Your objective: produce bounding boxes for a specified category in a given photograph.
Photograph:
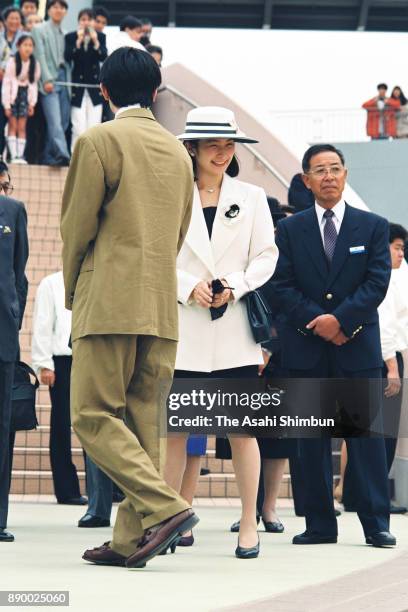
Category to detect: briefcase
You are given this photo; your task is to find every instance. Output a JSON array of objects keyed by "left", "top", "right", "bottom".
[
  {"left": 10, "top": 362, "right": 39, "bottom": 432},
  {"left": 245, "top": 289, "right": 275, "bottom": 344}
]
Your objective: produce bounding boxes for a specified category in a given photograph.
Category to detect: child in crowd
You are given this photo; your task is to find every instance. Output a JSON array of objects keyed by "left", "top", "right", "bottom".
[{"left": 2, "top": 34, "right": 40, "bottom": 163}]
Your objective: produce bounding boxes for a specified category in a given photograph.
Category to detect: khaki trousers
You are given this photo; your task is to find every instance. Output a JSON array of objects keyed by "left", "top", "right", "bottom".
[{"left": 71, "top": 334, "right": 190, "bottom": 557}]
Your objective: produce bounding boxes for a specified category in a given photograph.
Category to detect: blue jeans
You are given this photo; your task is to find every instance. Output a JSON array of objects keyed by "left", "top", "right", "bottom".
[
  {"left": 40, "top": 68, "right": 70, "bottom": 164},
  {"left": 85, "top": 455, "right": 112, "bottom": 520}
]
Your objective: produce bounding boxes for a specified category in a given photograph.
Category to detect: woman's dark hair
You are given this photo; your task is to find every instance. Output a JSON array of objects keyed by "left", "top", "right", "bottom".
[
  {"left": 391, "top": 86, "right": 408, "bottom": 106},
  {"left": 94, "top": 6, "right": 109, "bottom": 20},
  {"left": 119, "top": 15, "right": 142, "bottom": 31},
  {"left": 78, "top": 8, "right": 94, "bottom": 20},
  {"left": 100, "top": 46, "right": 161, "bottom": 108},
  {"left": 185, "top": 140, "right": 240, "bottom": 179},
  {"left": 389, "top": 222, "right": 407, "bottom": 244},
  {"left": 2, "top": 6, "right": 23, "bottom": 23},
  {"left": 140, "top": 17, "right": 152, "bottom": 26},
  {"left": 302, "top": 144, "right": 345, "bottom": 173},
  {"left": 47, "top": 0, "right": 68, "bottom": 11},
  {"left": 15, "top": 34, "right": 36, "bottom": 83}
]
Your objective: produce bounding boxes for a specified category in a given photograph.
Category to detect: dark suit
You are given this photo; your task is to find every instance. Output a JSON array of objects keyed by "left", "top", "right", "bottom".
[
  {"left": 266, "top": 203, "right": 391, "bottom": 537},
  {"left": 0, "top": 196, "right": 29, "bottom": 528},
  {"left": 64, "top": 31, "right": 107, "bottom": 108}
]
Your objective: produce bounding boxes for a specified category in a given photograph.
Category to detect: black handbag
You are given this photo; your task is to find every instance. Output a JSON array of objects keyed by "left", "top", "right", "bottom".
[
  {"left": 245, "top": 289, "right": 275, "bottom": 344},
  {"left": 11, "top": 362, "right": 39, "bottom": 432}
]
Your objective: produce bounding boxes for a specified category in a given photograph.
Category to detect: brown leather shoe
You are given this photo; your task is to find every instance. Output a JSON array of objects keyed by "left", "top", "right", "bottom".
[
  {"left": 126, "top": 509, "right": 199, "bottom": 568},
  {"left": 82, "top": 542, "right": 128, "bottom": 567}
]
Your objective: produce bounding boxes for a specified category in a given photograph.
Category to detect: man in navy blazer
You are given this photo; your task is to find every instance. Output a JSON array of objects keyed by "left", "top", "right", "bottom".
[
  {"left": 0, "top": 177, "right": 29, "bottom": 543},
  {"left": 267, "top": 144, "right": 395, "bottom": 547}
]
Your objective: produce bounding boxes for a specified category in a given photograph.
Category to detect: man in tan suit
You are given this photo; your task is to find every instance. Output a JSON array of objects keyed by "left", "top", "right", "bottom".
[{"left": 61, "top": 47, "right": 198, "bottom": 569}]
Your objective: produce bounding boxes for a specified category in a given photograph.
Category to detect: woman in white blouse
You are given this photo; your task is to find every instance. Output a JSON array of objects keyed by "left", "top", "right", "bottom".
[{"left": 164, "top": 107, "right": 278, "bottom": 559}]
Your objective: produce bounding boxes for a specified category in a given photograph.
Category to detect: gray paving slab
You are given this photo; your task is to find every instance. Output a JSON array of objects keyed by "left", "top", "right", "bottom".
[{"left": 0, "top": 502, "right": 407, "bottom": 612}]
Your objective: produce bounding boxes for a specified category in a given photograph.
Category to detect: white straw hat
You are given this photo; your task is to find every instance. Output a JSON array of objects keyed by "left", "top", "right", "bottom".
[{"left": 177, "top": 106, "right": 258, "bottom": 143}]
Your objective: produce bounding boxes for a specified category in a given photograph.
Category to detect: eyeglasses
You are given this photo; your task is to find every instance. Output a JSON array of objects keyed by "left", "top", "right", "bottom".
[
  {"left": 307, "top": 165, "right": 344, "bottom": 178},
  {"left": 0, "top": 182, "right": 14, "bottom": 195}
]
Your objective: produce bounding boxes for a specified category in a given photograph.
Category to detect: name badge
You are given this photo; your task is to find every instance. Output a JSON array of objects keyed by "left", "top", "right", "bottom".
[{"left": 349, "top": 246, "right": 365, "bottom": 254}]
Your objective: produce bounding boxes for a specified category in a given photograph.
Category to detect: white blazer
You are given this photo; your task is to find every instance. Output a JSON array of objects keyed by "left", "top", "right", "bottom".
[{"left": 176, "top": 174, "right": 278, "bottom": 372}]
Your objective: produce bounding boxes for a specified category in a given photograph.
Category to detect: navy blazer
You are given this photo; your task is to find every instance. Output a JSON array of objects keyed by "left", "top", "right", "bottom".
[
  {"left": 64, "top": 31, "right": 107, "bottom": 108},
  {"left": 265, "top": 204, "right": 391, "bottom": 371},
  {"left": 0, "top": 196, "right": 29, "bottom": 362}
]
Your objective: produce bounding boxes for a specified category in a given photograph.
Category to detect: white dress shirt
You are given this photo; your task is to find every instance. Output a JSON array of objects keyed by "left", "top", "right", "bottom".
[
  {"left": 107, "top": 31, "right": 146, "bottom": 55},
  {"left": 31, "top": 271, "right": 72, "bottom": 374},
  {"left": 378, "top": 267, "right": 408, "bottom": 361},
  {"left": 315, "top": 199, "right": 346, "bottom": 244},
  {"left": 115, "top": 103, "right": 141, "bottom": 118}
]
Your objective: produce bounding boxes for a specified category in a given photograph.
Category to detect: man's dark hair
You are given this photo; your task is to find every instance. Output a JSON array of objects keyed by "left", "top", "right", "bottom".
[
  {"left": 100, "top": 47, "right": 161, "bottom": 108},
  {"left": 120, "top": 15, "right": 142, "bottom": 31},
  {"left": 302, "top": 144, "right": 345, "bottom": 173},
  {"left": 389, "top": 222, "right": 407, "bottom": 244},
  {"left": 2, "top": 6, "right": 23, "bottom": 22},
  {"left": 21, "top": 0, "right": 40, "bottom": 8},
  {"left": 0, "top": 160, "right": 10, "bottom": 178},
  {"left": 78, "top": 8, "right": 93, "bottom": 20},
  {"left": 377, "top": 83, "right": 387, "bottom": 90},
  {"left": 94, "top": 6, "right": 109, "bottom": 20},
  {"left": 140, "top": 17, "right": 152, "bottom": 26},
  {"left": 47, "top": 0, "right": 68, "bottom": 11}
]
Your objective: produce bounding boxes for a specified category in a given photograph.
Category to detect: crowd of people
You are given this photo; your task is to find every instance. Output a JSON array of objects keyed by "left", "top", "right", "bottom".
[
  {"left": 0, "top": 1, "right": 162, "bottom": 164},
  {"left": 363, "top": 83, "right": 408, "bottom": 139},
  {"left": 0, "top": 42, "right": 406, "bottom": 570}
]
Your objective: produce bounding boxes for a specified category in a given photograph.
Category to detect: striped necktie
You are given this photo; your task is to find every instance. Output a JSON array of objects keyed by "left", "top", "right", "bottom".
[{"left": 323, "top": 209, "right": 337, "bottom": 262}]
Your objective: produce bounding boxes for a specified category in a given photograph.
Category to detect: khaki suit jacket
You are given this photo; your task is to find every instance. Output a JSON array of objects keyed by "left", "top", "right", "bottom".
[{"left": 61, "top": 108, "right": 194, "bottom": 342}]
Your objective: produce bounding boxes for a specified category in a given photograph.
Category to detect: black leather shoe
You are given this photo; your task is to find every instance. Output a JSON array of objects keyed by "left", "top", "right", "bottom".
[
  {"left": 293, "top": 531, "right": 337, "bottom": 545},
  {"left": 58, "top": 496, "right": 88, "bottom": 506},
  {"left": 366, "top": 531, "right": 396, "bottom": 547},
  {"left": 235, "top": 536, "right": 260, "bottom": 559},
  {"left": 262, "top": 518, "right": 284, "bottom": 533},
  {"left": 78, "top": 514, "right": 110, "bottom": 528},
  {"left": 230, "top": 515, "right": 260, "bottom": 533},
  {"left": 0, "top": 528, "right": 14, "bottom": 542},
  {"left": 390, "top": 504, "right": 407, "bottom": 514}
]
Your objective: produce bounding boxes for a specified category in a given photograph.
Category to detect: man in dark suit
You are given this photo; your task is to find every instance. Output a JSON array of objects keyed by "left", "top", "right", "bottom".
[
  {"left": 0, "top": 168, "right": 29, "bottom": 542},
  {"left": 267, "top": 144, "right": 395, "bottom": 547},
  {"left": 64, "top": 8, "right": 108, "bottom": 149}
]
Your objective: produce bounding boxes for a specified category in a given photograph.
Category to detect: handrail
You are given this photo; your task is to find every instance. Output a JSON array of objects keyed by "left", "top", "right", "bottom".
[{"left": 161, "top": 83, "right": 290, "bottom": 189}]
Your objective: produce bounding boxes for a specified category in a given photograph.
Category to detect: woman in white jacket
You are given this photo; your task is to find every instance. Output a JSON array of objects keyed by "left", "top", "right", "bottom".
[{"left": 164, "top": 107, "right": 278, "bottom": 559}]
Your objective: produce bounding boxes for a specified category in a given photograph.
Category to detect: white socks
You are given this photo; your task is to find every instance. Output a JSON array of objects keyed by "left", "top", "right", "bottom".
[
  {"left": 7, "top": 136, "right": 27, "bottom": 162},
  {"left": 7, "top": 136, "right": 17, "bottom": 159},
  {"left": 17, "top": 138, "right": 26, "bottom": 159}
]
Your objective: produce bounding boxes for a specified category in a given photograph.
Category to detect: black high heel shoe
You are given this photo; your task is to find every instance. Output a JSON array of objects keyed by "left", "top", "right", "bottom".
[
  {"left": 262, "top": 517, "right": 284, "bottom": 533},
  {"left": 158, "top": 539, "right": 178, "bottom": 555},
  {"left": 177, "top": 532, "right": 194, "bottom": 547},
  {"left": 230, "top": 515, "right": 260, "bottom": 533},
  {"left": 235, "top": 536, "right": 260, "bottom": 559}
]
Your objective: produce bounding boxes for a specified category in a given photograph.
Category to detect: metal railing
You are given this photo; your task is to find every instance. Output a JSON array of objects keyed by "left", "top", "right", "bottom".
[{"left": 267, "top": 108, "right": 370, "bottom": 144}]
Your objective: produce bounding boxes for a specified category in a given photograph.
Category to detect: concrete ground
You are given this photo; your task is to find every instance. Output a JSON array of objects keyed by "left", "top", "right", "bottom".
[{"left": 1, "top": 497, "right": 407, "bottom": 612}]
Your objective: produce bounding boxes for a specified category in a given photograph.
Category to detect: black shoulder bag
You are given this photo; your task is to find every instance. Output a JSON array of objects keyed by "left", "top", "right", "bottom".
[{"left": 11, "top": 362, "right": 39, "bottom": 432}]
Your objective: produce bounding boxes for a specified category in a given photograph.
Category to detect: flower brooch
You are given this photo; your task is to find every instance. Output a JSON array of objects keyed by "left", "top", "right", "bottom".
[
  {"left": 219, "top": 199, "right": 244, "bottom": 226},
  {"left": 225, "top": 204, "right": 240, "bottom": 219}
]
